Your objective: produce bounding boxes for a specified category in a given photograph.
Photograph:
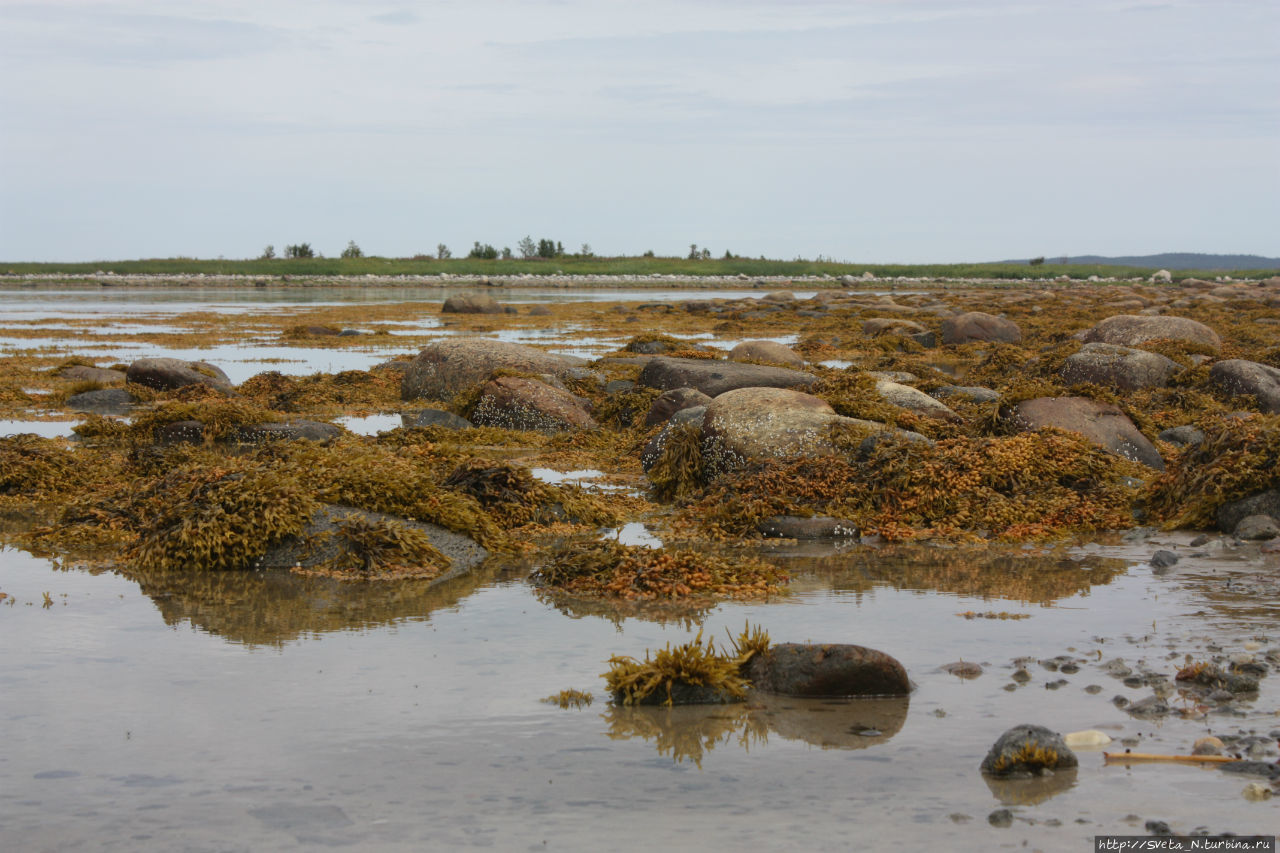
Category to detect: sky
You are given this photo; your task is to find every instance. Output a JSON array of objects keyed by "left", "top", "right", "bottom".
[{"left": 1, "top": 0, "right": 1277, "bottom": 263}]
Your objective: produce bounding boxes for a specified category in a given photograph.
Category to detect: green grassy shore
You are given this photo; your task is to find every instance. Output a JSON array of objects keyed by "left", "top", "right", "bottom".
[{"left": 4, "top": 256, "right": 1277, "bottom": 281}]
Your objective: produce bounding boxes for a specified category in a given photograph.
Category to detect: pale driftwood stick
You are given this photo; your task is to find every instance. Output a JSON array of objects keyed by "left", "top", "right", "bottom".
[{"left": 1103, "top": 751, "right": 1240, "bottom": 765}]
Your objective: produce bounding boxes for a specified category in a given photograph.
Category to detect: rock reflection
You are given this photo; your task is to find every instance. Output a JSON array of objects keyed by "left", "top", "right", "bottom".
[
  {"left": 603, "top": 693, "right": 909, "bottom": 766},
  {"left": 777, "top": 543, "right": 1128, "bottom": 605},
  {"left": 983, "top": 768, "right": 1079, "bottom": 805},
  {"left": 114, "top": 562, "right": 505, "bottom": 647}
]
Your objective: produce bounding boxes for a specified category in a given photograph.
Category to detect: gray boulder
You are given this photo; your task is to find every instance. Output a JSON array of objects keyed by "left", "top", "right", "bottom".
[
  {"left": 875, "top": 379, "right": 960, "bottom": 422},
  {"left": 644, "top": 387, "right": 713, "bottom": 427},
  {"left": 1077, "top": 315, "right": 1221, "bottom": 351},
  {"left": 233, "top": 421, "right": 343, "bottom": 444},
  {"left": 1209, "top": 359, "right": 1280, "bottom": 413},
  {"left": 1158, "top": 425, "right": 1205, "bottom": 448},
  {"left": 406, "top": 409, "right": 474, "bottom": 430},
  {"left": 1234, "top": 514, "right": 1280, "bottom": 541},
  {"left": 126, "top": 357, "right": 233, "bottom": 392},
  {"left": 1059, "top": 343, "right": 1180, "bottom": 392},
  {"left": 728, "top": 340, "right": 805, "bottom": 368},
  {"left": 66, "top": 388, "right": 135, "bottom": 415},
  {"left": 941, "top": 312, "right": 1022, "bottom": 345},
  {"left": 470, "top": 376, "right": 596, "bottom": 432},
  {"left": 153, "top": 420, "right": 204, "bottom": 445},
  {"left": 637, "top": 356, "right": 817, "bottom": 397},
  {"left": 980, "top": 725, "right": 1078, "bottom": 777},
  {"left": 934, "top": 385, "right": 1000, "bottom": 404},
  {"left": 759, "top": 516, "right": 859, "bottom": 539},
  {"left": 743, "top": 643, "right": 911, "bottom": 697},
  {"left": 1008, "top": 397, "right": 1164, "bottom": 470},
  {"left": 441, "top": 293, "right": 503, "bottom": 314},
  {"left": 400, "top": 338, "right": 584, "bottom": 401}
]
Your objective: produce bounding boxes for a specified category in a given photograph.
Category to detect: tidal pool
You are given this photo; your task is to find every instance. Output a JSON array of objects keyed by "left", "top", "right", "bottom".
[{"left": 2, "top": 534, "right": 1277, "bottom": 851}]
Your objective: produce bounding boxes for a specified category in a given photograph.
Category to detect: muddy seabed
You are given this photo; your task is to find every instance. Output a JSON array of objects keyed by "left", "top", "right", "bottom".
[{"left": 1, "top": 281, "right": 1278, "bottom": 851}]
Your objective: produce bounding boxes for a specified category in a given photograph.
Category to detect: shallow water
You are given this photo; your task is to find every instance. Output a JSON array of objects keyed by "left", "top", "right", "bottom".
[{"left": 2, "top": 535, "right": 1277, "bottom": 851}]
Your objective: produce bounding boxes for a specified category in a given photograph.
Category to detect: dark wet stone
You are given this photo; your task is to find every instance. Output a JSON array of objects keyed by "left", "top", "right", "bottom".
[
  {"left": 1159, "top": 425, "right": 1205, "bottom": 448},
  {"left": 1102, "top": 659, "right": 1132, "bottom": 678},
  {"left": 257, "top": 504, "right": 487, "bottom": 578},
  {"left": 942, "top": 661, "right": 983, "bottom": 679},
  {"left": 1084, "top": 684, "right": 1103, "bottom": 694},
  {"left": 1234, "top": 514, "right": 1280, "bottom": 541},
  {"left": 407, "top": 409, "right": 473, "bottom": 430},
  {"left": 126, "top": 357, "right": 232, "bottom": 392},
  {"left": 1217, "top": 490, "right": 1280, "bottom": 535},
  {"left": 980, "top": 724, "right": 1077, "bottom": 776},
  {"left": 153, "top": 420, "right": 204, "bottom": 445},
  {"left": 614, "top": 682, "right": 743, "bottom": 706},
  {"left": 643, "top": 386, "right": 713, "bottom": 427},
  {"left": 1059, "top": 663, "right": 1079, "bottom": 674},
  {"left": 744, "top": 643, "right": 910, "bottom": 697},
  {"left": 1045, "top": 679, "right": 1067, "bottom": 690},
  {"left": 1150, "top": 550, "right": 1180, "bottom": 569},
  {"left": 67, "top": 387, "right": 135, "bottom": 414},
  {"left": 758, "top": 516, "right": 859, "bottom": 539},
  {"left": 1222, "top": 761, "right": 1280, "bottom": 780},
  {"left": 988, "top": 809, "right": 1013, "bottom": 828},
  {"left": 1012, "top": 668, "right": 1031, "bottom": 683},
  {"left": 1189, "top": 533, "right": 1212, "bottom": 547},
  {"left": 637, "top": 356, "right": 817, "bottom": 397},
  {"left": 1125, "top": 696, "right": 1170, "bottom": 719},
  {"left": 1145, "top": 820, "right": 1173, "bottom": 836},
  {"left": 604, "top": 379, "right": 635, "bottom": 394},
  {"left": 233, "top": 421, "right": 342, "bottom": 444}
]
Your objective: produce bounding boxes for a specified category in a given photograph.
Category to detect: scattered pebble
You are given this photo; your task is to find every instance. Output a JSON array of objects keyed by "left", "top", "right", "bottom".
[
  {"left": 988, "top": 809, "right": 1013, "bottom": 828},
  {"left": 1192, "top": 736, "right": 1224, "bottom": 756},
  {"left": 1242, "top": 782, "right": 1272, "bottom": 801}
]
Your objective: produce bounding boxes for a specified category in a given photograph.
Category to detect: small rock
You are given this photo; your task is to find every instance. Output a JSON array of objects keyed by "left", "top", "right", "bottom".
[
  {"left": 1145, "top": 819, "right": 1173, "bottom": 836},
  {"left": 1242, "top": 782, "right": 1273, "bottom": 801},
  {"left": 1150, "top": 550, "right": 1180, "bottom": 569},
  {"left": 980, "top": 724, "right": 1078, "bottom": 776},
  {"left": 942, "top": 661, "right": 983, "bottom": 679},
  {"left": 744, "top": 643, "right": 910, "bottom": 697},
  {"left": 1192, "top": 736, "right": 1224, "bottom": 756},
  {"left": 1063, "top": 730, "right": 1111, "bottom": 748},
  {"left": 988, "top": 809, "right": 1013, "bottom": 828},
  {"left": 1125, "top": 696, "right": 1170, "bottom": 719},
  {"left": 407, "top": 409, "right": 474, "bottom": 430},
  {"left": 1234, "top": 514, "right": 1280, "bottom": 541}
]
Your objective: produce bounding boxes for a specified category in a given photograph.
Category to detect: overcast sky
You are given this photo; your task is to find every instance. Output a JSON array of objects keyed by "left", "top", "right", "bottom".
[{"left": 1, "top": 0, "right": 1276, "bottom": 262}]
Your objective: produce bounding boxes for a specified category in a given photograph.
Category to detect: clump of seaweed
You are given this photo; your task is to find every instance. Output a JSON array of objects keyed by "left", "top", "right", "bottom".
[
  {"left": 0, "top": 434, "right": 120, "bottom": 501},
  {"left": 604, "top": 630, "right": 752, "bottom": 706},
  {"left": 541, "top": 689, "right": 594, "bottom": 709},
  {"left": 127, "top": 398, "right": 286, "bottom": 443},
  {"left": 534, "top": 540, "right": 787, "bottom": 601},
  {"left": 1144, "top": 413, "right": 1280, "bottom": 529},
  {"left": 646, "top": 421, "right": 705, "bottom": 501},
  {"left": 442, "top": 458, "right": 619, "bottom": 530},
  {"left": 130, "top": 459, "right": 318, "bottom": 571}
]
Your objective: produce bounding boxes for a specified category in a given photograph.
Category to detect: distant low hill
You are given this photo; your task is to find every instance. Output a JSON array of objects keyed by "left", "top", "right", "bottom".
[{"left": 1002, "top": 253, "right": 1280, "bottom": 270}]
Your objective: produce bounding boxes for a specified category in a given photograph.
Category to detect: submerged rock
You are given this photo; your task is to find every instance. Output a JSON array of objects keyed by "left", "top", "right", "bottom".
[
  {"left": 743, "top": 643, "right": 910, "bottom": 697},
  {"left": 980, "top": 724, "right": 1078, "bottom": 776}
]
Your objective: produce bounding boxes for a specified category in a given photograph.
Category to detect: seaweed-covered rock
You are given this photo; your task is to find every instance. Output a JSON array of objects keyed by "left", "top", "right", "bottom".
[
  {"left": 233, "top": 420, "right": 343, "bottom": 444},
  {"left": 1209, "top": 359, "right": 1280, "bottom": 413},
  {"left": 701, "top": 387, "right": 882, "bottom": 470},
  {"left": 941, "top": 312, "right": 1022, "bottom": 345},
  {"left": 758, "top": 516, "right": 859, "bottom": 539},
  {"left": 875, "top": 379, "right": 960, "bottom": 422},
  {"left": 400, "top": 338, "right": 584, "bottom": 401},
  {"left": 442, "top": 294, "right": 503, "bottom": 314},
  {"left": 1158, "top": 425, "right": 1205, "bottom": 448},
  {"left": 1077, "top": 315, "right": 1221, "bottom": 351},
  {"left": 1059, "top": 343, "right": 1180, "bottom": 392},
  {"left": 257, "top": 504, "right": 487, "bottom": 579},
  {"left": 637, "top": 356, "right": 817, "bottom": 397},
  {"left": 126, "top": 357, "right": 233, "bottom": 392},
  {"left": 728, "top": 340, "right": 805, "bottom": 368},
  {"left": 644, "top": 386, "right": 713, "bottom": 427},
  {"left": 1008, "top": 397, "right": 1165, "bottom": 470},
  {"left": 980, "top": 725, "right": 1077, "bottom": 776},
  {"left": 744, "top": 643, "right": 910, "bottom": 697},
  {"left": 862, "top": 318, "right": 927, "bottom": 337},
  {"left": 153, "top": 420, "right": 205, "bottom": 445},
  {"left": 66, "top": 388, "right": 136, "bottom": 415},
  {"left": 1216, "top": 490, "right": 1280, "bottom": 534},
  {"left": 470, "top": 376, "right": 596, "bottom": 432}
]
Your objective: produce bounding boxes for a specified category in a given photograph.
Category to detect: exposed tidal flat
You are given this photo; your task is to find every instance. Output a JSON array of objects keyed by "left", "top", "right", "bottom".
[{"left": 2, "top": 276, "right": 1279, "bottom": 850}]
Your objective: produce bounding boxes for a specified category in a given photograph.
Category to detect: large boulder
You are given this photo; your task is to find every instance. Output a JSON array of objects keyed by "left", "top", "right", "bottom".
[
  {"left": 400, "top": 338, "right": 584, "bottom": 401},
  {"left": 1216, "top": 490, "right": 1280, "bottom": 535},
  {"left": 1077, "top": 315, "right": 1221, "bottom": 351},
  {"left": 744, "top": 643, "right": 911, "bottom": 696},
  {"left": 1209, "top": 359, "right": 1280, "bottom": 413},
  {"left": 940, "top": 312, "right": 1022, "bottom": 345},
  {"left": 1008, "top": 396, "right": 1165, "bottom": 470},
  {"left": 126, "top": 357, "right": 233, "bottom": 392},
  {"left": 637, "top": 356, "right": 817, "bottom": 397},
  {"left": 470, "top": 376, "right": 596, "bottom": 432},
  {"left": 728, "top": 340, "right": 805, "bottom": 368},
  {"left": 1059, "top": 342, "right": 1181, "bottom": 392},
  {"left": 701, "top": 387, "right": 882, "bottom": 470},
  {"left": 644, "top": 387, "right": 713, "bottom": 427},
  {"left": 256, "top": 504, "right": 487, "bottom": 579},
  {"left": 441, "top": 294, "right": 503, "bottom": 314},
  {"left": 980, "top": 725, "right": 1078, "bottom": 776}
]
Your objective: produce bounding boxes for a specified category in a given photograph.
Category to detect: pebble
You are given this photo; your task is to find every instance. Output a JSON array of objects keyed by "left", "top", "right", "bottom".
[
  {"left": 1192, "top": 736, "right": 1224, "bottom": 756},
  {"left": 1145, "top": 819, "right": 1173, "bottom": 836},
  {"left": 1063, "top": 729, "right": 1112, "bottom": 748},
  {"left": 988, "top": 809, "right": 1013, "bottom": 828},
  {"left": 1012, "top": 668, "right": 1031, "bottom": 683},
  {"left": 1242, "top": 782, "right": 1272, "bottom": 801},
  {"left": 1084, "top": 684, "right": 1103, "bottom": 694}
]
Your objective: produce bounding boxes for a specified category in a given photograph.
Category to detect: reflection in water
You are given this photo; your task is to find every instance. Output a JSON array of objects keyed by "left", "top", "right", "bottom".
[
  {"left": 778, "top": 543, "right": 1128, "bottom": 605},
  {"left": 983, "top": 767, "right": 1079, "bottom": 806},
  {"left": 604, "top": 693, "right": 909, "bottom": 765},
  {"left": 115, "top": 561, "right": 507, "bottom": 647}
]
